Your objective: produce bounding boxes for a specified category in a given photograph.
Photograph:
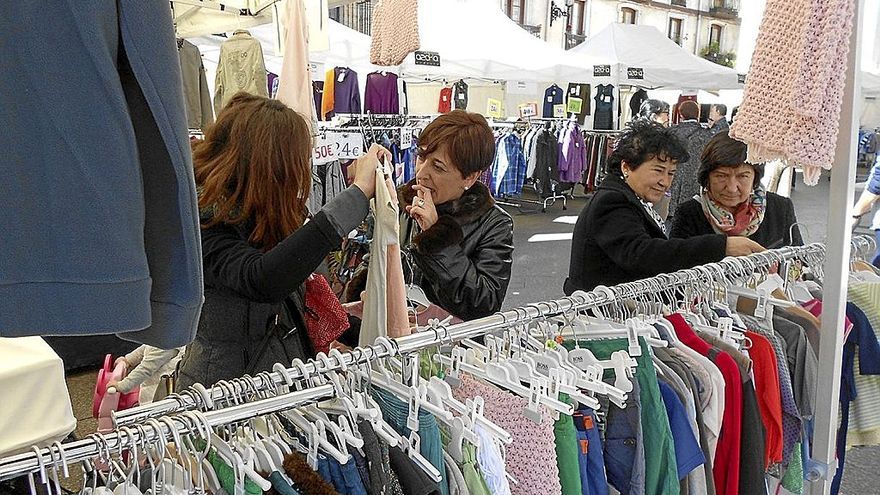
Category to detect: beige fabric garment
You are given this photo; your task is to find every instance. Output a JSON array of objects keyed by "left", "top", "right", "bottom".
[
  {"left": 276, "top": 0, "right": 315, "bottom": 126},
  {"left": 359, "top": 162, "right": 410, "bottom": 347},
  {"left": 213, "top": 30, "right": 268, "bottom": 115}
]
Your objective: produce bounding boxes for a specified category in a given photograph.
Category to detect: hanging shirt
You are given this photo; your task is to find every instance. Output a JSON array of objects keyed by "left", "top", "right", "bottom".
[
  {"left": 543, "top": 84, "right": 564, "bottom": 117},
  {"left": 213, "top": 29, "right": 268, "bottom": 115},
  {"left": 364, "top": 71, "right": 401, "bottom": 114},
  {"left": 276, "top": 0, "right": 313, "bottom": 122},
  {"left": 667, "top": 314, "right": 742, "bottom": 495},
  {"left": 593, "top": 84, "right": 616, "bottom": 130},
  {"left": 333, "top": 67, "right": 362, "bottom": 114},
  {"left": 321, "top": 68, "right": 336, "bottom": 120},
  {"left": 313, "top": 81, "right": 324, "bottom": 120},
  {"left": 566, "top": 83, "right": 591, "bottom": 124},
  {"left": 558, "top": 123, "right": 587, "bottom": 183},
  {"left": 745, "top": 330, "right": 784, "bottom": 468},
  {"left": 452, "top": 80, "right": 468, "bottom": 110},
  {"left": 177, "top": 39, "right": 214, "bottom": 129},
  {"left": 438, "top": 87, "right": 453, "bottom": 113},
  {"left": 492, "top": 133, "right": 526, "bottom": 197},
  {"left": 658, "top": 381, "right": 706, "bottom": 480}
]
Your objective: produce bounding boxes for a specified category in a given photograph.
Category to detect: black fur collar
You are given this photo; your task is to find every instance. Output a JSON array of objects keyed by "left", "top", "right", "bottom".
[{"left": 397, "top": 179, "right": 495, "bottom": 225}]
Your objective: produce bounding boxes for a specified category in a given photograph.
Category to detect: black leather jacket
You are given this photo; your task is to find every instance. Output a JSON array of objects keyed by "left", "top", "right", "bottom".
[{"left": 399, "top": 180, "right": 514, "bottom": 321}]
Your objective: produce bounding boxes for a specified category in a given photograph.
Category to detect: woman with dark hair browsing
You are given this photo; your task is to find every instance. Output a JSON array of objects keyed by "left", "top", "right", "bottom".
[
  {"left": 177, "top": 93, "right": 390, "bottom": 389},
  {"left": 564, "top": 121, "right": 764, "bottom": 293},
  {"left": 671, "top": 131, "right": 803, "bottom": 248}
]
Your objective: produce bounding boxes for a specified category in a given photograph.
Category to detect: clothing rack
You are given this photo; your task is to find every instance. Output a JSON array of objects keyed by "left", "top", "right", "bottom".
[{"left": 0, "top": 241, "right": 842, "bottom": 481}]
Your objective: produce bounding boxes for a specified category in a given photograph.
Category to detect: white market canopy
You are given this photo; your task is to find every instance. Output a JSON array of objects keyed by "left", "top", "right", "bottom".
[{"left": 568, "top": 23, "right": 743, "bottom": 91}]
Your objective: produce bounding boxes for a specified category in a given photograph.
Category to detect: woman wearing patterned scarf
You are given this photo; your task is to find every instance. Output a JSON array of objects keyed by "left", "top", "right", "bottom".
[
  {"left": 671, "top": 131, "right": 804, "bottom": 248},
  {"left": 564, "top": 121, "right": 764, "bottom": 294}
]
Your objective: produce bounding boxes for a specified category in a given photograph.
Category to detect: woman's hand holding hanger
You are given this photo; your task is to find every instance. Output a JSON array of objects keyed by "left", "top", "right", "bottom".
[{"left": 350, "top": 144, "right": 393, "bottom": 200}]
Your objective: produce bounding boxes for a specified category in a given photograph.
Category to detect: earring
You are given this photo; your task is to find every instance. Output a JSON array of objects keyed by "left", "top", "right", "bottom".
[{"left": 463, "top": 185, "right": 469, "bottom": 190}]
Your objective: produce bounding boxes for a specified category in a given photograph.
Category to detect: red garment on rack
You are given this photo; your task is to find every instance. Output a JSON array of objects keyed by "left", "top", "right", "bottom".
[
  {"left": 438, "top": 87, "right": 452, "bottom": 113},
  {"left": 667, "top": 313, "right": 742, "bottom": 495},
  {"left": 745, "top": 330, "right": 784, "bottom": 468}
]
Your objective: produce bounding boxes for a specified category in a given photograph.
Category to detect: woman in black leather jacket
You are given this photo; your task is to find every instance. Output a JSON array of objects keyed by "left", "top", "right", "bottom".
[{"left": 398, "top": 111, "right": 514, "bottom": 321}]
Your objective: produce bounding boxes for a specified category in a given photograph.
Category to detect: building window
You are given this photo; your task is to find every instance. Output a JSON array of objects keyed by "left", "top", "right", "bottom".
[
  {"left": 505, "top": 0, "right": 526, "bottom": 24},
  {"left": 668, "top": 17, "right": 683, "bottom": 45},
  {"left": 709, "top": 24, "right": 723, "bottom": 47},
  {"left": 671, "top": 0, "right": 686, "bottom": 5},
  {"left": 621, "top": 7, "right": 637, "bottom": 24},
  {"left": 569, "top": 0, "right": 586, "bottom": 35}
]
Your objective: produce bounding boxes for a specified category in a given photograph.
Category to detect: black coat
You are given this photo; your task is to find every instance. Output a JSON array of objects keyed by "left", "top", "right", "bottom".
[
  {"left": 669, "top": 193, "right": 803, "bottom": 248},
  {"left": 399, "top": 181, "right": 514, "bottom": 321},
  {"left": 177, "top": 206, "right": 357, "bottom": 390},
  {"left": 564, "top": 174, "right": 727, "bottom": 294}
]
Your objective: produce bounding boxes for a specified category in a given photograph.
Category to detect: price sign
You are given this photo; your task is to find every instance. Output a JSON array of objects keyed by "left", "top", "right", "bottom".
[
  {"left": 400, "top": 127, "right": 413, "bottom": 149},
  {"left": 518, "top": 103, "right": 538, "bottom": 118},
  {"left": 328, "top": 131, "right": 364, "bottom": 159},
  {"left": 312, "top": 133, "right": 336, "bottom": 165},
  {"left": 567, "top": 97, "right": 583, "bottom": 115},
  {"left": 553, "top": 104, "right": 566, "bottom": 118},
  {"left": 486, "top": 98, "right": 503, "bottom": 118}
]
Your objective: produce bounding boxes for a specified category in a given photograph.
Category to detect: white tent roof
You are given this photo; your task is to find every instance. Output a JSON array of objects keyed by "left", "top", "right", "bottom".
[
  {"left": 568, "top": 23, "right": 743, "bottom": 91},
  {"left": 395, "top": 0, "right": 589, "bottom": 83},
  {"left": 862, "top": 71, "right": 880, "bottom": 96}
]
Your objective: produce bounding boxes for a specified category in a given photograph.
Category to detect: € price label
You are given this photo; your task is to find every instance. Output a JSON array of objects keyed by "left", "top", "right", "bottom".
[
  {"left": 567, "top": 97, "right": 583, "bottom": 115},
  {"left": 400, "top": 127, "right": 413, "bottom": 149},
  {"left": 487, "top": 98, "right": 503, "bottom": 118},
  {"left": 312, "top": 133, "right": 336, "bottom": 165},
  {"left": 518, "top": 103, "right": 537, "bottom": 118},
  {"left": 328, "top": 131, "right": 364, "bottom": 159},
  {"left": 553, "top": 104, "right": 566, "bottom": 118}
]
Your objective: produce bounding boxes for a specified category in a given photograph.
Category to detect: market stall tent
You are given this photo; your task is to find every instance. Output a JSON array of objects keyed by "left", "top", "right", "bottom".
[{"left": 568, "top": 23, "right": 743, "bottom": 91}]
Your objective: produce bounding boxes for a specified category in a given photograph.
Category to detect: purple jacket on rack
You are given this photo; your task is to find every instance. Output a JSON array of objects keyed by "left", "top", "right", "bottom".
[
  {"left": 364, "top": 71, "right": 400, "bottom": 114},
  {"left": 558, "top": 123, "right": 587, "bottom": 183}
]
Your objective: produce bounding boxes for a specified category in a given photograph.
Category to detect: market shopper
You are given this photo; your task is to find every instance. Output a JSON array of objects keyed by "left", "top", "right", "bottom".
[
  {"left": 708, "top": 103, "right": 730, "bottom": 135},
  {"left": 670, "top": 131, "right": 804, "bottom": 248},
  {"left": 668, "top": 101, "right": 714, "bottom": 219},
  {"left": 637, "top": 99, "right": 671, "bottom": 126},
  {"left": 564, "top": 120, "right": 764, "bottom": 293},
  {"left": 397, "top": 111, "right": 515, "bottom": 320},
  {"left": 850, "top": 154, "right": 880, "bottom": 265},
  {"left": 177, "top": 93, "right": 389, "bottom": 389}
]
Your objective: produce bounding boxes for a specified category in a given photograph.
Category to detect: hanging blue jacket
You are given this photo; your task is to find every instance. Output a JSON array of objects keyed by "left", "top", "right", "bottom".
[{"left": 0, "top": 1, "right": 204, "bottom": 347}]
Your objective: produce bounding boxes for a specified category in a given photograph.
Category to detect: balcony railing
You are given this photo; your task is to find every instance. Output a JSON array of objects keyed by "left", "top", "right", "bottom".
[
  {"left": 520, "top": 23, "right": 542, "bottom": 38},
  {"left": 566, "top": 32, "right": 587, "bottom": 50},
  {"left": 709, "top": 0, "right": 740, "bottom": 19}
]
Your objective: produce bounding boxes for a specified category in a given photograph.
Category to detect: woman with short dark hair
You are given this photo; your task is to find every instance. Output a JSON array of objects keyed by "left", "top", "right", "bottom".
[
  {"left": 670, "top": 131, "right": 804, "bottom": 248},
  {"left": 564, "top": 121, "right": 763, "bottom": 293}
]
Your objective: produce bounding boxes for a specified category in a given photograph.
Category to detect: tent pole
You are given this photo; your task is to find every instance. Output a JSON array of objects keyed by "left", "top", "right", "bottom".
[{"left": 806, "top": 0, "right": 863, "bottom": 493}]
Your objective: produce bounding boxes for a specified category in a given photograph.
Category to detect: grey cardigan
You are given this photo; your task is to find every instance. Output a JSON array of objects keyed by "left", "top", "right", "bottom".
[{"left": 0, "top": 1, "right": 203, "bottom": 347}]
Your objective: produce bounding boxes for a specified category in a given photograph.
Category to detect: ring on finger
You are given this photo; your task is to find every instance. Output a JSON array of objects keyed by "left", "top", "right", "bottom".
[{"left": 417, "top": 199, "right": 426, "bottom": 207}]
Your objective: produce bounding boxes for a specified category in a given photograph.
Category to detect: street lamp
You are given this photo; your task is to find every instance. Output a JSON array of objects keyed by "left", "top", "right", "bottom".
[{"left": 549, "top": 0, "right": 574, "bottom": 27}]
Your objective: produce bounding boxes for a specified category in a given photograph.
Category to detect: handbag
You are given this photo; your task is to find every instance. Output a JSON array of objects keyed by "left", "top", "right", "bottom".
[{"left": 303, "top": 273, "right": 351, "bottom": 354}]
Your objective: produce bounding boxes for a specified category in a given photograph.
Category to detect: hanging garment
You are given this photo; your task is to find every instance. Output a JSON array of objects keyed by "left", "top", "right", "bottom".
[
  {"left": 667, "top": 314, "right": 742, "bottom": 495},
  {"left": 438, "top": 87, "right": 453, "bottom": 113},
  {"left": 657, "top": 381, "right": 706, "bottom": 481},
  {"left": 593, "top": 84, "right": 615, "bottom": 130},
  {"left": 573, "top": 408, "right": 610, "bottom": 495},
  {"left": 452, "top": 372, "right": 562, "bottom": 495},
  {"left": 492, "top": 133, "right": 527, "bottom": 197},
  {"left": 214, "top": 29, "right": 269, "bottom": 115},
  {"left": 566, "top": 83, "right": 591, "bottom": 124},
  {"left": 313, "top": 81, "right": 324, "bottom": 120},
  {"left": 543, "top": 84, "right": 565, "bottom": 117},
  {"left": 558, "top": 123, "right": 587, "bottom": 183},
  {"left": 728, "top": 0, "right": 856, "bottom": 184},
  {"left": 267, "top": 71, "right": 280, "bottom": 98},
  {"left": 629, "top": 88, "right": 648, "bottom": 121},
  {"left": 532, "top": 130, "right": 560, "bottom": 197},
  {"left": 177, "top": 39, "right": 213, "bottom": 129},
  {"left": 370, "top": 0, "right": 420, "bottom": 65},
  {"left": 565, "top": 338, "right": 680, "bottom": 495},
  {"left": 276, "top": 0, "right": 314, "bottom": 124},
  {"left": 0, "top": 1, "right": 203, "bottom": 345},
  {"left": 360, "top": 168, "right": 409, "bottom": 346},
  {"left": 745, "top": 331, "right": 785, "bottom": 468},
  {"left": 332, "top": 67, "right": 362, "bottom": 114},
  {"left": 364, "top": 72, "right": 401, "bottom": 114},
  {"left": 452, "top": 80, "right": 469, "bottom": 110},
  {"left": 843, "top": 282, "right": 880, "bottom": 445},
  {"left": 555, "top": 394, "right": 584, "bottom": 495},
  {"left": 322, "top": 68, "right": 336, "bottom": 119}
]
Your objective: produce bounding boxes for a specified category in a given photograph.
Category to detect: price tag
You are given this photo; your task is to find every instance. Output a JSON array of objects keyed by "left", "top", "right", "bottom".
[
  {"left": 328, "top": 131, "right": 364, "bottom": 159},
  {"left": 312, "top": 133, "right": 336, "bottom": 165},
  {"left": 567, "top": 97, "right": 583, "bottom": 115},
  {"left": 518, "top": 103, "right": 537, "bottom": 118},
  {"left": 553, "top": 104, "right": 566, "bottom": 118},
  {"left": 486, "top": 98, "right": 503, "bottom": 118},
  {"left": 400, "top": 127, "right": 413, "bottom": 149},
  {"left": 754, "top": 288, "right": 769, "bottom": 319}
]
